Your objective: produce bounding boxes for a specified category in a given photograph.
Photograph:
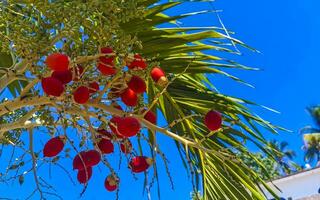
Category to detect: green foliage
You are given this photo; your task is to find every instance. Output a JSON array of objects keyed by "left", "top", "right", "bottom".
[
  {"left": 308, "top": 106, "right": 320, "bottom": 127},
  {"left": 0, "top": 1, "right": 286, "bottom": 199},
  {"left": 301, "top": 106, "right": 320, "bottom": 165},
  {"left": 0, "top": 52, "right": 12, "bottom": 67},
  {"left": 303, "top": 133, "right": 320, "bottom": 164},
  {"left": 126, "top": 2, "right": 282, "bottom": 199},
  {"left": 0, "top": 99, "right": 26, "bottom": 144},
  {"left": 238, "top": 140, "right": 300, "bottom": 182},
  {"left": 238, "top": 152, "right": 280, "bottom": 181},
  {"left": 267, "top": 140, "right": 300, "bottom": 175}
]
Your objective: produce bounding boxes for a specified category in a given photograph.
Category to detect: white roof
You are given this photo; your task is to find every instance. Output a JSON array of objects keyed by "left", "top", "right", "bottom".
[{"left": 269, "top": 166, "right": 320, "bottom": 184}]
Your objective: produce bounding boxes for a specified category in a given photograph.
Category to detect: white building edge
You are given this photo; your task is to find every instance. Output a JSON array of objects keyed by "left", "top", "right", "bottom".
[{"left": 262, "top": 166, "right": 320, "bottom": 200}]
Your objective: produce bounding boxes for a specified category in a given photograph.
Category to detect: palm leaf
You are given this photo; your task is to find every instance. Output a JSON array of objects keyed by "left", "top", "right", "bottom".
[
  {"left": 0, "top": 39, "right": 29, "bottom": 97},
  {"left": 120, "top": 2, "right": 281, "bottom": 199}
]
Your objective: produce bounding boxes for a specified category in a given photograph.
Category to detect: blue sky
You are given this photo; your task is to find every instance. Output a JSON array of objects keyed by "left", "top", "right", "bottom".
[
  {"left": 1, "top": 1, "right": 320, "bottom": 199},
  {"left": 211, "top": 0, "right": 320, "bottom": 164}
]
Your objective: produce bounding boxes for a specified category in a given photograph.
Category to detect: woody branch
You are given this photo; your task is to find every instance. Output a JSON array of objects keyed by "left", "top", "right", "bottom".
[{"left": 0, "top": 93, "right": 212, "bottom": 154}]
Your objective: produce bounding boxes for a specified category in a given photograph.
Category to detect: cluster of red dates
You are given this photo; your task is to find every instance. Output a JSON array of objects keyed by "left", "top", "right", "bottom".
[{"left": 40, "top": 47, "right": 222, "bottom": 192}]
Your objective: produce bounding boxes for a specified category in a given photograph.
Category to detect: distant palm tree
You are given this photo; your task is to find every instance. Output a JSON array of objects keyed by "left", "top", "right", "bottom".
[
  {"left": 301, "top": 106, "right": 320, "bottom": 166},
  {"left": 267, "top": 140, "right": 299, "bottom": 174},
  {"left": 303, "top": 133, "right": 320, "bottom": 166},
  {"left": 238, "top": 152, "right": 280, "bottom": 181},
  {"left": 237, "top": 140, "right": 298, "bottom": 181}
]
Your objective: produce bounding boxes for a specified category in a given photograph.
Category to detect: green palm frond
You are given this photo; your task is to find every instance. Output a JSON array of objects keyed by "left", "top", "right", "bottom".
[
  {"left": 307, "top": 106, "right": 320, "bottom": 127},
  {"left": 121, "top": 2, "right": 281, "bottom": 199},
  {"left": 302, "top": 106, "right": 320, "bottom": 164},
  {"left": 303, "top": 133, "right": 320, "bottom": 163}
]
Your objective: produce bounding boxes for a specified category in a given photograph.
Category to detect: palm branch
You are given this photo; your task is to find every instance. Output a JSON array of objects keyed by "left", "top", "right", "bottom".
[{"left": 122, "top": 2, "right": 281, "bottom": 199}]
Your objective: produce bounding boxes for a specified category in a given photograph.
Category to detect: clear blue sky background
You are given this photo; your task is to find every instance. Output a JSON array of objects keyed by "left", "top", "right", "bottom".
[{"left": 1, "top": 1, "right": 320, "bottom": 199}]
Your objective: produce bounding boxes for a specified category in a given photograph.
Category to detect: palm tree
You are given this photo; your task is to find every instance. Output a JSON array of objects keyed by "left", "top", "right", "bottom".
[
  {"left": 303, "top": 133, "right": 320, "bottom": 166},
  {"left": 0, "top": 1, "right": 283, "bottom": 199},
  {"left": 301, "top": 106, "right": 320, "bottom": 166},
  {"left": 237, "top": 141, "right": 299, "bottom": 182},
  {"left": 238, "top": 152, "right": 281, "bottom": 181},
  {"left": 267, "top": 140, "right": 300, "bottom": 175}
]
